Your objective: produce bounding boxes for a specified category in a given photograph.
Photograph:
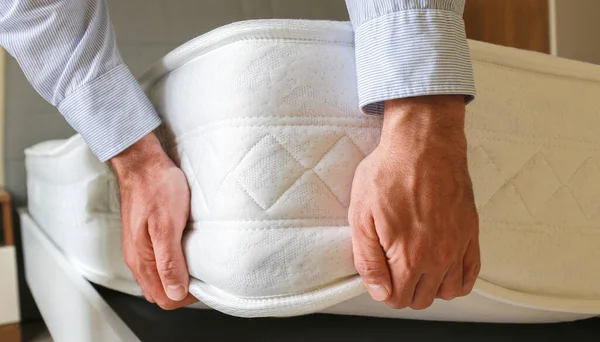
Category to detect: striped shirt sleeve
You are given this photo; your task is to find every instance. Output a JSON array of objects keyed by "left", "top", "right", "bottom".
[
  {"left": 0, "top": 0, "right": 161, "bottom": 162},
  {"left": 1, "top": 1, "right": 475, "bottom": 162},
  {"left": 345, "top": 0, "right": 476, "bottom": 115}
]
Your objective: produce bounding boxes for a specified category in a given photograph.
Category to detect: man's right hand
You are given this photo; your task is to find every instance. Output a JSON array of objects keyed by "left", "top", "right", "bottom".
[{"left": 110, "top": 133, "right": 198, "bottom": 310}]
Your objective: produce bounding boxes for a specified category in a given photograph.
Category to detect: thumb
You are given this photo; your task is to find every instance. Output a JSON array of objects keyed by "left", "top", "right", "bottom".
[
  {"left": 151, "top": 226, "right": 190, "bottom": 302},
  {"left": 350, "top": 214, "right": 392, "bottom": 302}
]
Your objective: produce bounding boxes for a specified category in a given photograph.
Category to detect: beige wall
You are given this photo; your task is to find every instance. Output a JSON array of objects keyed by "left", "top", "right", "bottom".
[{"left": 552, "top": 0, "right": 600, "bottom": 64}]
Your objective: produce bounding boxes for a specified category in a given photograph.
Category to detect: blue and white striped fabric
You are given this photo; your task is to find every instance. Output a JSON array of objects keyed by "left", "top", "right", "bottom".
[{"left": 0, "top": 0, "right": 475, "bottom": 162}]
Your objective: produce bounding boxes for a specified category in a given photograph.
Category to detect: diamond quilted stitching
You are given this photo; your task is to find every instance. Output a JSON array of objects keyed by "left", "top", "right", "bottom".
[
  {"left": 313, "top": 136, "right": 365, "bottom": 208},
  {"left": 540, "top": 148, "right": 591, "bottom": 183},
  {"left": 180, "top": 151, "right": 209, "bottom": 218},
  {"left": 478, "top": 184, "right": 535, "bottom": 223},
  {"left": 539, "top": 186, "right": 590, "bottom": 226},
  {"left": 234, "top": 135, "right": 305, "bottom": 210},
  {"left": 275, "top": 127, "right": 344, "bottom": 168},
  {"left": 472, "top": 137, "right": 600, "bottom": 225},
  {"left": 190, "top": 141, "right": 228, "bottom": 211},
  {"left": 345, "top": 128, "right": 381, "bottom": 157},
  {"left": 268, "top": 171, "right": 347, "bottom": 219},
  {"left": 175, "top": 118, "right": 600, "bottom": 226},
  {"left": 474, "top": 139, "right": 538, "bottom": 178},
  {"left": 511, "top": 153, "right": 563, "bottom": 215},
  {"left": 209, "top": 172, "right": 267, "bottom": 220},
  {"left": 567, "top": 158, "right": 600, "bottom": 218},
  {"left": 467, "top": 145, "right": 508, "bottom": 208}
]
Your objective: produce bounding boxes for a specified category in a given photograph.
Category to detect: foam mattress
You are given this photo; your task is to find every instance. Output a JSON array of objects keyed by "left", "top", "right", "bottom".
[{"left": 26, "top": 19, "right": 600, "bottom": 323}]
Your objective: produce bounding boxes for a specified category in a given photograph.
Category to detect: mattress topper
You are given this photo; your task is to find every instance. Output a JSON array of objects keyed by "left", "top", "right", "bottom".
[{"left": 26, "top": 19, "right": 600, "bottom": 319}]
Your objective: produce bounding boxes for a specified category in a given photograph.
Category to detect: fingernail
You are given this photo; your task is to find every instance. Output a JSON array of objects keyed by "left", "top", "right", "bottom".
[
  {"left": 166, "top": 285, "right": 187, "bottom": 301},
  {"left": 367, "top": 284, "right": 389, "bottom": 302}
]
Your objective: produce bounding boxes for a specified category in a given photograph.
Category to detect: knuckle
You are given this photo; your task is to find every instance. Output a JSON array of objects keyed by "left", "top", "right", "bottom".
[
  {"left": 148, "top": 228, "right": 164, "bottom": 242},
  {"left": 437, "top": 280, "right": 461, "bottom": 300},
  {"left": 460, "top": 284, "right": 474, "bottom": 297},
  {"left": 123, "top": 253, "right": 136, "bottom": 270},
  {"left": 155, "top": 299, "right": 178, "bottom": 311},
  {"left": 396, "top": 259, "right": 421, "bottom": 278},
  {"left": 432, "top": 261, "right": 450, "bottom": 274},
  {"left": 149, "top": 220, "right": 171, "bottom": 240},
  {"left": 411, "top": 298, "right": 435, "bottom": 310},
  {"left": 404, "top": 268, "right": 421, "bottom": 281},
  {"left": 157, "top": 259, "right": 183, "bottom": 280},
  {"left": 139, "top": 286, "right": 154, "bottom": 303},
  {"left": 349, "top": 212, "right": 373, "bottom": 233},
  {"left": 466, "top": 261, "right": 481, "bottom": 277},
  {"left": 347, "top": 203, "right": 361, "bottom": 221},
  {"left": 386, "top": 298, "right": 411, "bottom": 310},
  {"left": 437, "top": 288, "right": 457, "bottom": 300},
  {"left": 436, "top": 245, "right": 457, "bottom": 263},
  {"left": 136, "top": 244, "right": 156, "bottom": 264},
  {"left": 385, "top": 286, "right": 413, "bottom": 310},
  {"left": 354, "top": 260, "right": 387, "bottom": 283}
]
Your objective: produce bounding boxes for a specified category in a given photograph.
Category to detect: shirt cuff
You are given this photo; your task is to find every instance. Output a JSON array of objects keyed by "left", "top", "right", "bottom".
[
  {"left": 58, "top": 63, "right": 162, "bottom": 162},
  {"left": 354, "top": 8, "right": 476, "bottom": 115}
]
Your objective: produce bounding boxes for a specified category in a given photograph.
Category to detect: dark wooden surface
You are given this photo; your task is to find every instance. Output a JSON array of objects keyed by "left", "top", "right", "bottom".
[
  {"left": 0, "top": 324, "right": 21, "bottom": 342},
  {"left": 464, "top": 0, "right": 550, "bottom": 53},
  {"left": 0, "top": 189, "right": 14, "bottom": 246}
]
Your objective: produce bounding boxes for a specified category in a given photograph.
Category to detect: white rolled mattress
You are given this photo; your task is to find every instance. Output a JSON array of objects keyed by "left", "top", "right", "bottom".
[{"left": 26, "top": 19, "right": 600, "bottom": 323}]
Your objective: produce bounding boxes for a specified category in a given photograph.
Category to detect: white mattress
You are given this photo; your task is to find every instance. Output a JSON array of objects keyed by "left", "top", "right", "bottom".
[{"left": 26, "top": 19, "right": 600, "bottom": 323}]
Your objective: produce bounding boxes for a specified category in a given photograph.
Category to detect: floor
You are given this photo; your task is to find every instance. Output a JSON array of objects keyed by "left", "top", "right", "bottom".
[{"left": 0, "top": 322, "right": 53, "bottom": 342}]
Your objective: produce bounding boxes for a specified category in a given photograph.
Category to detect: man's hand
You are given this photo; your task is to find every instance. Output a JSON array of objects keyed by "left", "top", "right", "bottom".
[
  {"left": 111, "top": 133, "right": 198, "bottom": 310},
  {"left": 349, "top": 95, "right": 480, "bottom": 310}
]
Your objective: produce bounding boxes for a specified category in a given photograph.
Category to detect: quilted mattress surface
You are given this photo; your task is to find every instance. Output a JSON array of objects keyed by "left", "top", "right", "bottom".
[{"left": 26, "top": 19, "right": 600, "bottom": 322}]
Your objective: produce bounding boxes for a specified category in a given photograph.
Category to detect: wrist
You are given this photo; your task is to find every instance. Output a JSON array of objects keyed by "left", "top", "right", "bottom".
[
  {"left": 380, "top": 95, "right": 466, "bottom": 146},
  {"left": 109, "top": 133, "right": 171, "bottom": 179}
]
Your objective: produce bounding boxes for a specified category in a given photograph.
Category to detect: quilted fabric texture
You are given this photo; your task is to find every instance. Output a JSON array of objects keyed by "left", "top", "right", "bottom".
[
  {"left": 25, "top": 20, "right": 600, "bottom": 321},
  {"left": 466, "top": 59, "right": 600, "bottom": 299},
  {"left": 148, "top": 40, "right": 376, "bottom": 305},
  {"left": 144, "top": 20, "right": 600, "bottom": 316}
]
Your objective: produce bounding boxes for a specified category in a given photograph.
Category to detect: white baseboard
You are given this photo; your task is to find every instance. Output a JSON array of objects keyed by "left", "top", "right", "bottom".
[{"left": 0, "top": 246, "right": 20, "bottom": 326}]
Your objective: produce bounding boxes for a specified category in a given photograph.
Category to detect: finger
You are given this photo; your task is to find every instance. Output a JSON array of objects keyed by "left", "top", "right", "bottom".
[
  {"left": 129, "top": 219, "right": 168, "bottom": 304},
  {"left": 141, "top": 288, "right": 155, "bottom": 303},
  {"left": 351, "top": 214, "right": 392, "bottom": 302},
  {"left": 436, "top": 261, "right": 463, "bottom": 300},
  {"left": 122, "top": 229, "right": 154, "bottom": 303},
  {"left": 133, "top": 274, "right": 155, "bottom": 303},
  {"left": 149, "top": 218, "right": 190, "bottom": 302},
  {"left": 154, "top": 292, "right": 199, "bottom": 311},
  {"left": 136, "top": 251, "right": 198, "bottom": 310},
  {"left": 133, "top": 226, "right": 195, "bottom": 309},
  {"left": 410, "top": 273, "right": 444, "bottom": 310},
  {"left": 385, "top": 261, "right": 421, "bottom": 309},
  {"left": 461, "top": 238, "right": 481, "bottom": 296}
]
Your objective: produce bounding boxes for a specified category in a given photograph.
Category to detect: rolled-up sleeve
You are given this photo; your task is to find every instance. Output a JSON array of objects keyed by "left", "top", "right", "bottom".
[
  {"left": 345, "top": 0, "right": 476, "bottom": 115},
  {"left": 0, "top": 0, "right": 161, "bottom": 162}
]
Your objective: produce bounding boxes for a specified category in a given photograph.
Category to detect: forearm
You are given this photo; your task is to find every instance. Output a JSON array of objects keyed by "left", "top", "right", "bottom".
[
  {"left": 0, "top": 0, "right": 161, "bottom": 161},
  {"left": 345, "top": 0, "right": 476, "bottom": 114}
]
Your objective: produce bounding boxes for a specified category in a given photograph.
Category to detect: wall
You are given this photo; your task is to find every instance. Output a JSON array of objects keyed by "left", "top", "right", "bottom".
[
  {"left": 3, "top": 0, "right": 348, "bottom": 322},
  {"left": 552, "top": 0, "right": 600, "bottom": 64},
  {"left": 464, "top": 0, "right": 550, "bottom": 54}
]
